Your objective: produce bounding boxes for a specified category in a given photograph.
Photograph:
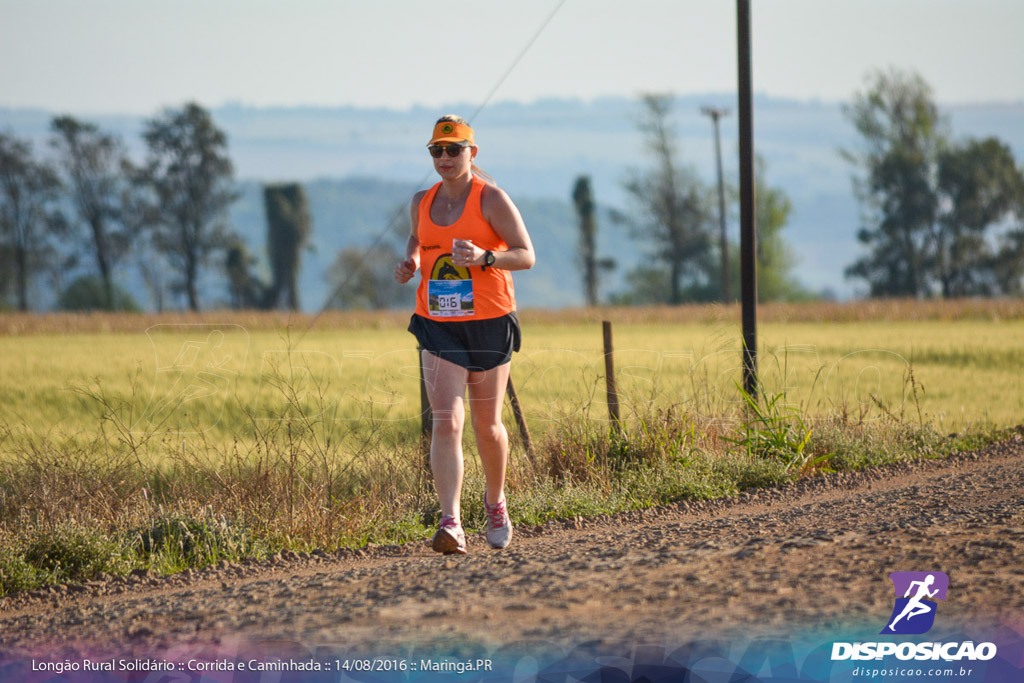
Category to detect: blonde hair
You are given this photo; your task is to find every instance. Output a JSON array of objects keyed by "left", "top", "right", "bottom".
[{"left": 436, "top": 114, "right": 495, "bottom": 185}]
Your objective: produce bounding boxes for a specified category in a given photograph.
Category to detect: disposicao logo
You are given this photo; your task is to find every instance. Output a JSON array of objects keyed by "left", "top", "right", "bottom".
[
  {"left": 831, "top": 571, "right": 998, "bottom": 663},
  {"left": 881, "top": 571, "right": 948, "bottom": 635}
]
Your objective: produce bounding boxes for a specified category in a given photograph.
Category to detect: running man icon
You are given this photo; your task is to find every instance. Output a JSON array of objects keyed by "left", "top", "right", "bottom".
[
  {"left": 139, "top": 324, "right": 249, "bottom": 434},
  {"left": 881, "top": 571, "right": 949, "bottom": 635},
  {"left": 888, "top": 575, "right": 938, "bottom": 630}
]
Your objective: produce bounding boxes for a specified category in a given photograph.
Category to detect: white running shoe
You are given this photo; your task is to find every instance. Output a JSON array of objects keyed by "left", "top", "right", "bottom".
[
  {"left": 432, "top": 515, "right": 467, "bottom": 555},
  {"left": 484, "top": 493, "right": 513, "bottom": 549}
]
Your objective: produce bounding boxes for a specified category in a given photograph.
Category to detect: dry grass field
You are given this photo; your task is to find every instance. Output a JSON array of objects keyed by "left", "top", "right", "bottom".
[
  {"left": 1, "top": 300, "right": 1021, "bottom": 454},
  {"left": 2, "top": 300, "right": 1020, "bottom": 594}
]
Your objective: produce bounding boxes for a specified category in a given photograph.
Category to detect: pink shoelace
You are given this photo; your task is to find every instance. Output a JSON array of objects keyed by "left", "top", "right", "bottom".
[
  {"left": 439, "top": 515, "right": 460, "bottom": 531},
  {"left": 485, "top": 497, "right": 507, "bottom": 529}
]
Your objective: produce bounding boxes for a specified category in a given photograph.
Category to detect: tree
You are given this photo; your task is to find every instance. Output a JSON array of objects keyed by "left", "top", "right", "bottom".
[
  {"left": 262, "top": 183, "right": 311, "bottom": 310},
  {"left": 572, "top": 175, "right": 614, "bottom": 306},
  {"left": 844, "top": 68, "right": 1024, "bottom": 298},
  {"left": 992, "top": 221, "right": 1024, "bottom": 296},
  {"left": 327, "top": 244, "right": 411, "bottom": 310},
  {"left": 843, "top": 68, "right": 945, "bottom": 298},
  {"left": 710, "top": 155, "right": 807, "bottom": 303},
  {"left": 118, "top": 160, "right": 169, "bottom": 311},
  {"left": 0, "top": 132, "right": 67, "bottom": 311},
  {"left": 225, "top": 240, "right": 267, "bottom": 309},
  {"left": 620, "top": 94, "right": 713, "bottom": 305},
  {"left": 934, "top": 137, "right": 1023, "bottom": 296},
  {"left": 57, "top": 275, "right": 140, "bottom": 312},
  {"left": 0, "top": 243, "right": 14, "bottom": 309},
  {"left": 137, "top": 103, "right": 237, "bottom": 311},
  {"left": 993, "top": 176, "right": 1024, "bottom": 296},
  {"left": 49, "top": 116, "right": 134, "bottom": 310},
  {"left": 752, "top": 156, "right": 808, "bottom": 302}
]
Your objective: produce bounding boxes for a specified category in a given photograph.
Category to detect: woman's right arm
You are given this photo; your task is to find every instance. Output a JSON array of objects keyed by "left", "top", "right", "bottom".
[{"left": 394, "top": 191, "right": 426, "bottom": 284}]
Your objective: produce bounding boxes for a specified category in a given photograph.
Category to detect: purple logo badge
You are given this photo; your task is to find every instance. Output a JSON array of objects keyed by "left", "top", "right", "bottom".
[{"left": 881, "top": 571, "right": 949, "bottom": 635}]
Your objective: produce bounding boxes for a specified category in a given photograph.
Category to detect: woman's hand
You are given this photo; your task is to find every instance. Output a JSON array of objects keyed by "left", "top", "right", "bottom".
[
  {"left": 394, "top": 256, "right": 419, "bottom": 284},
  {"left": 452, "top": 239, "right": 483, "bottom": 267}
]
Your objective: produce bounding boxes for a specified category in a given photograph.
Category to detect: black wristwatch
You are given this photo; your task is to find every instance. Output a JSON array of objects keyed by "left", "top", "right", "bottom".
[{"left": 482, "top": 250, "right": 496, "bottom": 270}]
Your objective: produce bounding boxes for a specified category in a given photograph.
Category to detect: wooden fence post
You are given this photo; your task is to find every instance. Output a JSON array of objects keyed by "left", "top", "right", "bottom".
[
  {"left": 506, "top": 375, "right": 535, "bottom": 462},
  {"left": 417, "top": 346, "right": 432, "bottom": 468},
  {"left": 603, "top": 320, "right": 622, "bottom": 433}
]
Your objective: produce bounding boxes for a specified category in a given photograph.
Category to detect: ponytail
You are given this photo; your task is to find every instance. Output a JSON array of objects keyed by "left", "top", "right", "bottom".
[{"left": 472, "top": 164, "right": 496, "bottom": 186}]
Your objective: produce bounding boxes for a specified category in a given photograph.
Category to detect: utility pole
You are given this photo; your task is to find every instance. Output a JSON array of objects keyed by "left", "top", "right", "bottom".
[
  {"left": 737, "top": 0, "right": 758, "bottom": 399},
  {"left": 701, "top": 106, "right": 731, "bottom": 302}
]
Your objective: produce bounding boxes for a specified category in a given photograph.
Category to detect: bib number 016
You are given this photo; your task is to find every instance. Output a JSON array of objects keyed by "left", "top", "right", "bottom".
[{"left": 438, "top": 294, "right": 461, "bottom": 311}]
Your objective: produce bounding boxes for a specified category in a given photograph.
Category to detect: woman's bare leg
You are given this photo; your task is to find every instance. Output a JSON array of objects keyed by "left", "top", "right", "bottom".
[
  {"left": 467, "top": 362, "right": 511, "bottom": 505},
  {"left": 422, "top": 350, "right": 469, "bottom": 521}
]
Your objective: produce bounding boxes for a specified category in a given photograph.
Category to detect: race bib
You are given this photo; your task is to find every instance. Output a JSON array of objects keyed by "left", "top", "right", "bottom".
[{"left": 428, "top": 254, "right": 474, "bottom": 317}]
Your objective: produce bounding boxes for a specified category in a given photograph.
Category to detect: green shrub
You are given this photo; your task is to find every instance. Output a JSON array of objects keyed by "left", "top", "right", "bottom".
[
  {"left": 23, "top": 521, "right": 134, "bottom": 583},
  {"left": 57, "top": 275, "right": 140, "bottom": 312},
  {"left": 132, "top": 509, "right": 266, "bottom": 571},
  {"left": 0, "top": 546, "right": 51, "bottom": 595}
]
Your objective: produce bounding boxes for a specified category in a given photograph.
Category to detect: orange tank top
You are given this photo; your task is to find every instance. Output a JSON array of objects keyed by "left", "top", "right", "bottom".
[{"left": 414, "top": 175, "right": 517, "bottom": 321}]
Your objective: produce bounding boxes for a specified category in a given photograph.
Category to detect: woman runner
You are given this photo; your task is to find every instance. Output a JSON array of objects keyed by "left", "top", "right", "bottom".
[{"left": 394, "top": 115, "right": 535, "bottom": 554}]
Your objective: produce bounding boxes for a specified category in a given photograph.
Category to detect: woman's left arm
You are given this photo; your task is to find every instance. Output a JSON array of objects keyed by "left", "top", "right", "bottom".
[{"left": 479, "top": 185, "right": 536, "bottom": 271}]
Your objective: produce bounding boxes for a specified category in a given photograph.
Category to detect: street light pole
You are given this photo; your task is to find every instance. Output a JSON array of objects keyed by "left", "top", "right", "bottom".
[
  {"left": 737, "top": 0, "right": 758, "bottom": 399},
  {"left": 701, "top": 106, "right": 731, "bottom": 302}
]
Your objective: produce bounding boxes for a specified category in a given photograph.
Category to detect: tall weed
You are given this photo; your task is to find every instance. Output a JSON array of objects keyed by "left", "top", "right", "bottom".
[{"left": 0, "top": 332, "right": 1012, "bottom": 596}]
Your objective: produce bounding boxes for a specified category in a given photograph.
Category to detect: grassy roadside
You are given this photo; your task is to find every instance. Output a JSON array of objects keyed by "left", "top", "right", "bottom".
[
  {"left": 3, "top": 302, "right": 1022, "bottom": 596},
  {"left": 0, "top": 378, "right": 1013, "bottom": 597}
]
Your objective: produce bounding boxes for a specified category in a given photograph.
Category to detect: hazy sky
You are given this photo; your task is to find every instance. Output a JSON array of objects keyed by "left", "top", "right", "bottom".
[{"left": 2, "top": 0, "right": 1022, "bottom": 114}]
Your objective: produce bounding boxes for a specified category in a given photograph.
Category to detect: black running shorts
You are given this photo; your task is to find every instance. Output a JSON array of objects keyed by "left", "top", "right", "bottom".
[{"left": 408, "top": 312, "right": 521, "bottom": 372}]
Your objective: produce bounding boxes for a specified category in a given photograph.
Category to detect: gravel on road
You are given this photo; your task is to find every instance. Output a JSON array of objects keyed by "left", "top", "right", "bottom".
[{"left": 2, "top": 434, "right": 1022, "bottom": 665}]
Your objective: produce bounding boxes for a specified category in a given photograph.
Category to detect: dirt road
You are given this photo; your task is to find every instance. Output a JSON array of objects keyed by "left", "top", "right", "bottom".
[{"left": 2, "top": 434, "right": 1023, "bottom": 673}]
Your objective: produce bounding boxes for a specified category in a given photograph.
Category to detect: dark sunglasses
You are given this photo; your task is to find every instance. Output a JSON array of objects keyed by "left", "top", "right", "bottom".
[{"left": 428, "top": 144, "right": 467, "bottom": 158}]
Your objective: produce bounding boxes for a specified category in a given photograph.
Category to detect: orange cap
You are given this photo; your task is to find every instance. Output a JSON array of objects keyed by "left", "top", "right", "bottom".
[{"left": 428, "top": 120, "right": 475, "bottom": 146}]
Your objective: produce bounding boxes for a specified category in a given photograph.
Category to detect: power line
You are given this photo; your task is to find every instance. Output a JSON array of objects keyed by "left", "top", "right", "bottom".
[
  {"left": 468, "top": 0, "right": 567, "bottom": 124},
  {"left": 291, "top": 0, "right": 567, "bottom": 345}
]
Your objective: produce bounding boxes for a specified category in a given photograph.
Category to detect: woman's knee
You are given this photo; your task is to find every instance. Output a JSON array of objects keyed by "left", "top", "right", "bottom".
[
  {"left": 431, "top": 409, "right": 464, "bottom": 439},
  {"left": 473, "top": 419, "right": 507, "bottom": 446}
]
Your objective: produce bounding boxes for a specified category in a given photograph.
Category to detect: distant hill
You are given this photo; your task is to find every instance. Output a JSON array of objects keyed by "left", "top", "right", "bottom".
[
  {"left": 231, "top": 178, "right": 623, "bottom": 311},
  {"left": 3, "top": 95, "right": 1022, "bottom": 307}
]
